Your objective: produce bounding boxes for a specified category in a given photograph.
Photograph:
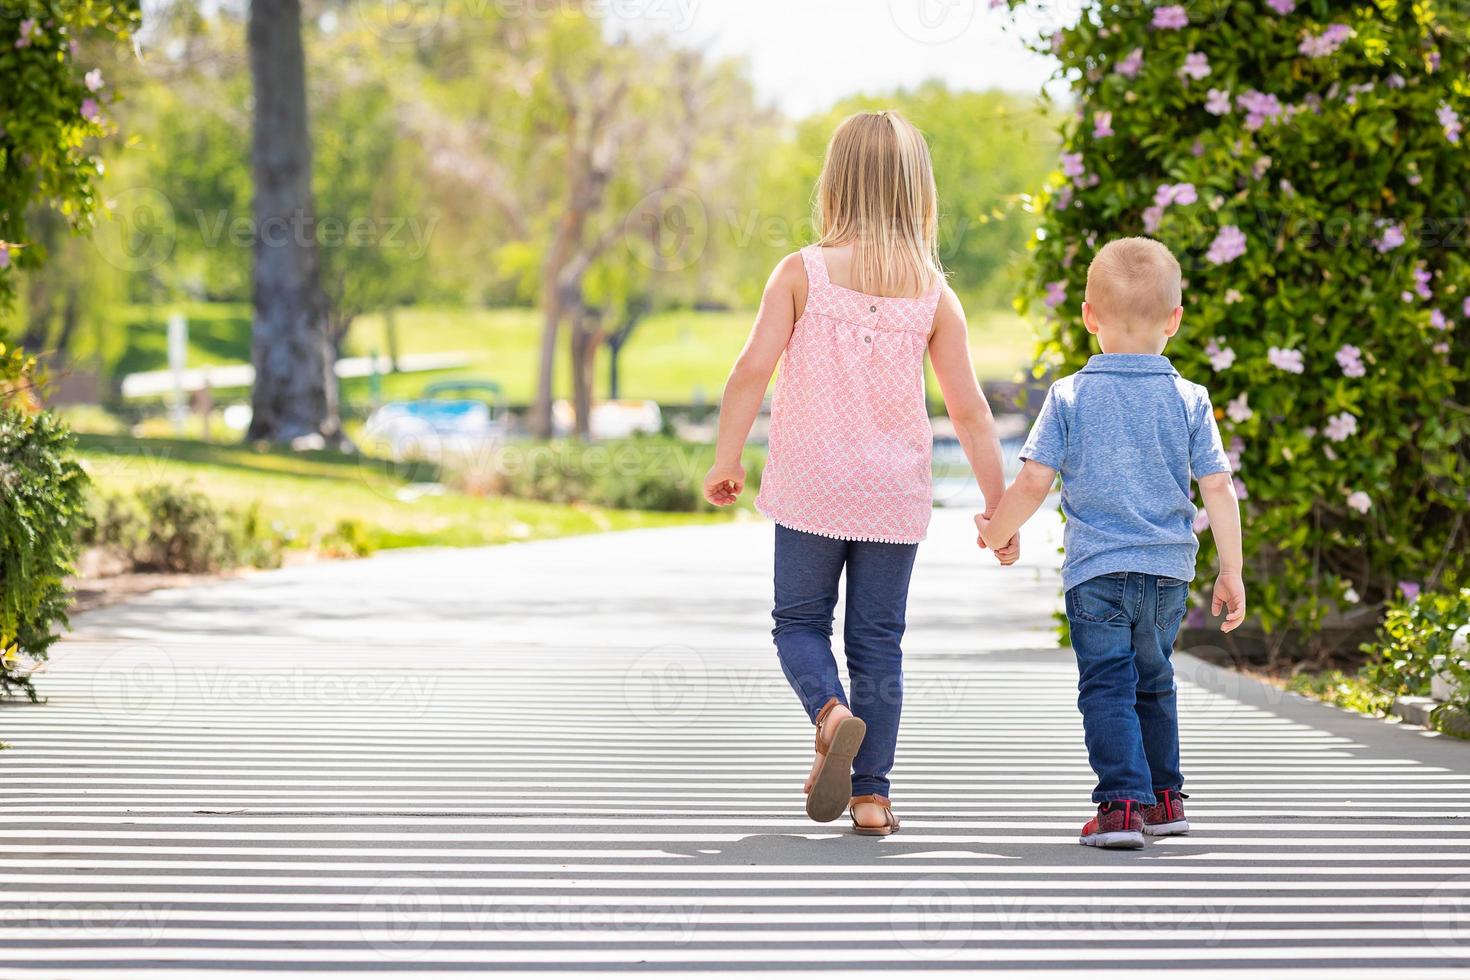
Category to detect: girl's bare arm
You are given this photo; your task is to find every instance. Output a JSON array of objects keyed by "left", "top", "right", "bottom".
[{"left": 703, "top": 254, "right": 803, "bottom": 506}]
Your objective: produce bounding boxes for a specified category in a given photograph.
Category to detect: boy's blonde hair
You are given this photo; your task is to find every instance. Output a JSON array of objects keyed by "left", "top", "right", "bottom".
[
  {"left": 1085, "top": 237, "right": 1183, "bottom": 331},
  {"left": 816, "top": 111, "right": 942, "bottom": 298}
]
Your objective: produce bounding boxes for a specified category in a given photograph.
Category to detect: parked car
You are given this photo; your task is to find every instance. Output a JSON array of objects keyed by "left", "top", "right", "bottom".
[{"left": 363, "top": 380, "right": 507, "bottom": 461}]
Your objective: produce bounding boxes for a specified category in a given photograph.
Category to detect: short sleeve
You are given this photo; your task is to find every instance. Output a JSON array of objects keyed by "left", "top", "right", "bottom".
[
  {"left": 1020, "top": 384, "right": 1066, "bottom": 471},
  {"left": 1190, "top": 395, "right": 1232, "bottom": 478}
]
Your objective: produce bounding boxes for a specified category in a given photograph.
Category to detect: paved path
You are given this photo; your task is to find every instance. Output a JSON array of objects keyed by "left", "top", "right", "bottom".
[{"left": 3, "top": 509, "right": 1470, "bottom": 978}]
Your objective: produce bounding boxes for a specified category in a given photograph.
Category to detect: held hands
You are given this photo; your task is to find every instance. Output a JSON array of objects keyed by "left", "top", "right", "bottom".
[
  {"left": 702, "top": 461, "right": 746, "bottom": 507},
  {"left": 974, "top": 513, "right": 1020, "bottom": 566},
  {"left": 1211, "top": 571, "right": 1247, "bottom": 633}
]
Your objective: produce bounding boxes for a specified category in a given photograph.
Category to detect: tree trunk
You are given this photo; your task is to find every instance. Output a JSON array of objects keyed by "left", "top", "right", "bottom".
[
  {"left": 245, "top": 0, "right": 339, "bottom": 445},
  {"left": 569, "top": 304, "right": 603, "bottom": 440},
  {"left": 384, "top": 307, "right": 401, "bottom": 373},
  {"left": 531, "top": 289, "right": 562, "bottom": 439},
  {"left": 607, "top": 336, "right": 621, "bottom": 402}
]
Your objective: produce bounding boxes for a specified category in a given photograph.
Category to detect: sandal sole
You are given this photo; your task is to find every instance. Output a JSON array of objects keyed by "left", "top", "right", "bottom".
[{"left": 805, "top": 717, "right": 866, "bottom": 823}]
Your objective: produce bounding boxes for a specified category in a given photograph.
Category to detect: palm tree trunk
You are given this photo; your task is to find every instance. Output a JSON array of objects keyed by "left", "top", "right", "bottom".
[{"left": 245, "top": 0, "right": 339, "bottom": 445}]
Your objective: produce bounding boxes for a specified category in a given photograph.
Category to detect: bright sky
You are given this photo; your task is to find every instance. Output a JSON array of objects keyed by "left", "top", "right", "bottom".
[{"left": 602, "top": 0, "right": 1061, "bottom": 117}]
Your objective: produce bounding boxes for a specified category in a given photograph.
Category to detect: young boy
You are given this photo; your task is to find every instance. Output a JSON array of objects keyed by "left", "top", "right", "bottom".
[{"left": 975, "top": 237, "right": 1246, "bottom": 849}]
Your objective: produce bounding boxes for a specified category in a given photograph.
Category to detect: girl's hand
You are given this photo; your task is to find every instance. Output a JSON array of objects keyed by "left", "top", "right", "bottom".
[{"left": 703, "top": 462, "right": 746, "bottom": 507}]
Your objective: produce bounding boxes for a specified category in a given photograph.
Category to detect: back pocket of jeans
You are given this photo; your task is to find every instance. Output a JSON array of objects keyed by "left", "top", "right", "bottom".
[
  {"left": 1066, "top": 573, "right": 1127, "bottom": 624},
  {"left": 1155, "top": 577, "right": 1189, "bottom": 631}
]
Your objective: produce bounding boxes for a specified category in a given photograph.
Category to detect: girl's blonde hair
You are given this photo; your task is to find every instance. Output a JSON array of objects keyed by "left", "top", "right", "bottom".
[{"left": 815, "top": 110, "right": 943, "bottom": 298}]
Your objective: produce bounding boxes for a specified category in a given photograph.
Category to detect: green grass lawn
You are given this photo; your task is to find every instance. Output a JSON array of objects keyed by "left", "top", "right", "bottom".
[
  {"left": 74, "top": 433, "right": 729, "bottom": 552},
  {"left": 110, "top": 303, "right": 1040, "bottom": 405}
]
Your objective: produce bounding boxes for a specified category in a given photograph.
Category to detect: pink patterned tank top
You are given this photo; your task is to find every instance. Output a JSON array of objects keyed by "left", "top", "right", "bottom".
[{"left": 755, "top": 245, "right": 943, "bottom": 544}]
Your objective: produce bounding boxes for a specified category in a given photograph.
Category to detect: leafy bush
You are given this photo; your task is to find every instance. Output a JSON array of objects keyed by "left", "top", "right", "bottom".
[
  {"left": 318, "top": 519, "right": 376, "bottom": 559},
  {"left": 1001, "top": 1, "right": 1470, "bottom": 649},
  {"left": 1364, "top": 586, "right": 1470, "bottom": 720},
  {"left": 83, "top": 484, "right": 285, "bottom": 574},
  {"left": 493, "top": 437, "right": 765, "bottom": 513},
  {"left": 0, "top": 2, "right": 142, "bottom": 307},
  {"left": 0, "top": 351, "right": 88, "bottom": 701},
  {"left": 1285, "top": 669, "right": 1395, "bottom": 717}
]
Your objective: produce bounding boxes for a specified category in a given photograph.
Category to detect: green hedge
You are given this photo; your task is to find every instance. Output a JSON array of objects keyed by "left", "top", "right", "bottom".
[
  {"left": 1000, "top": 0, "right": 1470, "bottom": 651},
  {"left": 0, "top": 349, "right": 88, "bottom": 700},
  {"left": 492, "top": 437, "right": 765, "bottom": 513}
]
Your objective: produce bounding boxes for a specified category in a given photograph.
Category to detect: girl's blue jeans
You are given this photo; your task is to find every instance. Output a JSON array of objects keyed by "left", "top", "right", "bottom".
[
  {"left": 1065, "top": 571, "right": 1188, "bottom": 805},
  {"left": 771, "top": 524, "right": 919, "bottom": 798}
]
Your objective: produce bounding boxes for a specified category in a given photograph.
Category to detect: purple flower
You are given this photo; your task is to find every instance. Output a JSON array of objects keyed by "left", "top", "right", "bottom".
[
  {"left": 1335, "top": 344, "right": 1365, "bottom": 377},
  {"left": 1205, "top": 88, "right": 1232, "bottom": 115},
  {"left": 1193, "top": 509, "right": 1211, "bottom": 533},
  {"left": 1434, "top": 341, "right": 1451, "bottom": 355},
  {"left": 1154, "top": 183, "right": 1197, "bottom": 208},
  {"left": 1142, "top": 204, "right": 1165, "bottom": 234},
  {"left": 1226, "top": 393, "right": 1253, "bottom": 423},
  {"left": 14, "top": 18, "right": 39, "bottom": 49},
  {"left": 1464, "top": 297, "right": 1470, "bottom": 319},
  {"left": 1179, "top": 52, "right": 1211, "bottom": 80},
  {"left": 1430, "top": 309, "right": 1448, "bottom": 330},
  {"left": 1439, "top": 103, "right": 1463, "bottom": 145},
  {"left": 1044, "top": 280, "right": 1068, "bottom": 309},
  {"left": 80, "top": 98, "right": 102, "bottom": 123},
  {"left": 1267, "top": 346, "right": 1305, "bottom": 373},
  {"left": 1375, "top": 222, "right": 1406, "bottom": 253},
  {"left": 1399, "top": 581, "right": 1421, "bottom": 602},
  {"left": 1060, "top": 151, "right": 1086, "bottom": 178},
  {"left": 1206, "top": 338, "right": 1236, "bottom": 372},
  {"left": 1346, "top": 491, "right": 1371, "bottom": 514},
  {"left": 1413, "top": 265, "right": 1433, "bottom": 300},
  {"left": 1206, "top": 225, "right": 1247, "bottom": 265},
  {"left": 1267, "top": 0, "right": 1296, "bottom": 13},
  {"left": 1116, "top": 47, "right": 1144, "bottom": 78},
  {"left": 1237, "top": 89, "right": 1284, "bottom": 131},
  {"left": 1324, "top": 411, "right": 1358, "bottom": 442},
  {"left": 1153, "top": 5, "right": 1189, "bottom": 29},
  {"left": 85, "top": 69, "right": 104, "bottom": 93},
  {"left": 1299, "top": 24, "right": 1353, "bottom": 58},
  {"left": 1226, "top": 437, "right": 1244, "bottom": 470},
  {"left": 0, "top": 243, "right": 9, "bottom": 270},
  {"left": 1092, "top": 110, "right": 1114, "bottom": 138},
  {"left": 1234, "top": 477, "right": 1249, "bottom": 500}
]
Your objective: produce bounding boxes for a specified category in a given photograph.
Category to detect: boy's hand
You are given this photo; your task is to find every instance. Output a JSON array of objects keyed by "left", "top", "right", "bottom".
[
  {"left": 702, "top": 461, "right": 745, "bottom": 507},
  {"left": 1211, "top": 571, "right": 1247, "bottom": 632}
]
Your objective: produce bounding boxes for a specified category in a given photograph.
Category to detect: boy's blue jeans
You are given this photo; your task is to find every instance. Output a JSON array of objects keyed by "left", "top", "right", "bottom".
[
  {"left": 772, "top": 524, "right": 918, "bottom": 798},
  {"left": 1065, "top": 571, "right": 1188, "bottom": 806}
]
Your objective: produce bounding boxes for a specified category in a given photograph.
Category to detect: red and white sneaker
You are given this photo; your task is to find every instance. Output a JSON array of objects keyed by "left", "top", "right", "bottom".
[
  {"left": 1078, "top": 801, "right": 1145, "bottom": 849},
  {"left": 1142, "top": 789, "right": 1190, "bottom": 836}
]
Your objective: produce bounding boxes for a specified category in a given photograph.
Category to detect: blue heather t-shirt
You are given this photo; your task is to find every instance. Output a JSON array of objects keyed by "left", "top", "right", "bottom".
[{"left": 1020, "top": 353, "right": 1232, "bottom": 592}]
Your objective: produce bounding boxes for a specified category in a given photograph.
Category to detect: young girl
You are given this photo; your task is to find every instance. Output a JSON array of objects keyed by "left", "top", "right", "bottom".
[{"left": 702, "top": 111, "right": 1015, "bottom": 835}]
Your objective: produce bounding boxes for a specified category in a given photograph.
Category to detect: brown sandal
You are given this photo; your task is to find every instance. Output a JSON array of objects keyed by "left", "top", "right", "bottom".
[
  {"left": 804, "top": 697, "right": 866, "bottom": 823},
  {"left": 850, "top": 794, "right": 900, "bottom": 836}
]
